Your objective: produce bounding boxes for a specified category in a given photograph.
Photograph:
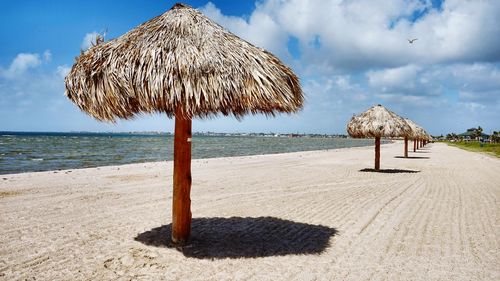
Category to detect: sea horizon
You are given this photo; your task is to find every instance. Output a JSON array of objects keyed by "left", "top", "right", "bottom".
[{"left": 0, "top": 130, "right": 349, "bottom": 137}]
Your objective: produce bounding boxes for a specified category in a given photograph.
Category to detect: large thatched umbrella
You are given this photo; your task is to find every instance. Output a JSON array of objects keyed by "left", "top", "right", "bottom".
[
  {"left": 347, "top": 104, "right": 411, "bottom": 170},
  {"left": 65, "top": 3, "right": 303, "bottom": 244}
]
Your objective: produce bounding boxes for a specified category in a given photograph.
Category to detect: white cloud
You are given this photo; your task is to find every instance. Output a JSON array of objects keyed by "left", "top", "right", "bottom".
[
  {"left": 239, "top": 0, "right": 500, "bottom": 72},
  {"left": 366, "top": 64, "right": 447, "bottom": 99},
  {"left": 365, "top": 62, "right": 500, "bottom": 105},
  {"left": 367, "top": 64, "right": 422, "bottom": 90},
  {"left": 448, "top": 63, "right": 500, "bottom": 92},
  {"left": 457, "top": 101, "right": 486, "bottom": 111},
  {"left": 458, "top": 90, "right": 499, "bottom": 104},
  {"left": 56, "top": 65, "right": 71, "bottom": 79},
  {"left": 11, "top": 53, "right": 41, "bottom": 72},
  {"left": 200, "top": 2, "right": 289, "bottom": 58},
  {"left": 0, "top": 53, "right": 42, "bottom": 79},
  {"left": 197, "top": 1, "right": 500, "bottom": 134},
  {"left": 81, "top": 31, "right": 99, "bottom": 50},
  {"left": 0, "top": 52, "right": 73, "bottom": 118},
  {"left": 375, "top": 93, "right": 442, "bottom": 107},
  {"left": 43, "top": 50, "right": 52, "bottom": 62},
  {"left": 0, "top": 50, "right": 57, "bottom": 80}
]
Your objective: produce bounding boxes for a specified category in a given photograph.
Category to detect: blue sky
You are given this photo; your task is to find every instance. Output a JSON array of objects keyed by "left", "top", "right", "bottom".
[{"left": 1, "top": 0, "right": 499, "bottom": 135}]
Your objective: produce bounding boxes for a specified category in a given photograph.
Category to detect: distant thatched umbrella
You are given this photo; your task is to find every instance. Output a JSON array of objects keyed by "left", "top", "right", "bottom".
[
  {"left": 424, "top": 133, "right": 432, "bottom": 145},
  {"left": 347, "top": 104, "right": 412, "bottom": 170},
  {"left": 414, "top": 127, "right": 425, "bottom": 150},
  {"left": 422, "top": 131, "right": 431, "bottom": 147},
  {"left": 404, "top": 118, "right": 422, "bottom": 156},
  {"left": 403, "top": 119, "right": 426, "bottom": 152},
  {"left": 416, "top": 128, "right": 427, "bottom": 149},
  {"left": 65, "top": 3, "right": 303, "bottom": 244}
]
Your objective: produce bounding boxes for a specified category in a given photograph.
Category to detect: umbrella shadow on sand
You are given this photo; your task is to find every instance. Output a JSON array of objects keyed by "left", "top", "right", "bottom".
[
  {"left": 135, "top": 217, "right": 337, "bottom": 259},
  {"left": 394, "top": 156, "right": 430, "bottom": 159},
  {"left": 359, "top": 168, "right": 420, "bottom": 173}
]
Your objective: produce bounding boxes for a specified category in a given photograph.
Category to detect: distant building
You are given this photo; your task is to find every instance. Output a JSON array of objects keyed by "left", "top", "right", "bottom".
[{"left": 458, "top": 128, "right": 489, "bottom": 141}]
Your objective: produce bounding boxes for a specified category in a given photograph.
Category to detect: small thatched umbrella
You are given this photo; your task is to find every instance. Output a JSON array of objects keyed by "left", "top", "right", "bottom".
[
  {"left": 65, "top": 3, "right": 303, "bottom": 244},
  {"left": 347, "top": 104, "right": 412, "bottom": 170},
  {"left": 422, "top": 132, "right": 430, "bottom": 146},
  {"left": 414, "top": 126, "right": 425, "bottom": 151},
  {"left": 404, "top": 118, "right": 421, "bottom": 156},
  {"left": 417, "top": 129, "right": 428, "bottom": 149},
  {"left": 425, "top": 133, "right": 432, "bottom": 145},
  {"left": 405, "top": 122, "right": 425, "bottom": 152},
  {"left": 421, "top": 132, "right": 427, "bottom": 147}
]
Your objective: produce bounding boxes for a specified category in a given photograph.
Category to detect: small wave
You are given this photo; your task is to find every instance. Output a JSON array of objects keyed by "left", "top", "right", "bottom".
[{"left": 31, "top": 158, "right": 44, "bottom": 161}]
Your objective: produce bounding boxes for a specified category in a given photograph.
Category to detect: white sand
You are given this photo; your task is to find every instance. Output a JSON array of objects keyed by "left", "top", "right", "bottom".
[{"left": 0, "top": 141, "right": 499, "bottom": 280}]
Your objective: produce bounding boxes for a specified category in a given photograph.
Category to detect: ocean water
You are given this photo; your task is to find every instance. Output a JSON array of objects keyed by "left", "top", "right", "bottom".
[{"left": 0, "top": 132, "right": 377, "bottom": 175}]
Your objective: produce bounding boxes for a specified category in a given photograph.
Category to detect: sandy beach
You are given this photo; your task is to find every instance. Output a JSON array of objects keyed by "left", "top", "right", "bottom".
[{"left": 0, "top": 141, "right": 498, "bottom": 280}]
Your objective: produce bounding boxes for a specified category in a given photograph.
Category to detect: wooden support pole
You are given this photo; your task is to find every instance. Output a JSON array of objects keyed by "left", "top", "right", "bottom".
[
  {"left": 375, "top": 137, "right": 381, "bottom": 170},
  {"left": 171, "top": 108, "right": 192, "bottom": 244},
  {"left": 404, "top": 137, "right": 408, "bottom": 158},
  {"left": 413, "top": 139, "right": 416, "bottom": 152}
]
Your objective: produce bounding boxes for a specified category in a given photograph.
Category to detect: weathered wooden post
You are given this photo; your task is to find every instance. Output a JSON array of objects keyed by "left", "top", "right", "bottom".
[
  {"left": 172, "top": 107, "right": 192, "bottom": 244},
  {"left": 375, "top": 137, "right": 381, "bottom": 170},
  {"left": 404, "top": 137, "right": 408, "bottom": 158}
]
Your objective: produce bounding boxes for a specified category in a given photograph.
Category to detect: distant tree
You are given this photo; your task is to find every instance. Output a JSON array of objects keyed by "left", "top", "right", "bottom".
[
  {"left": 492, "top": 131, "right": 500, "bottom": 143},
  {"left": 446, "top": 133, "right": 462, "bottom": 141},
  {"left": 475, "top": 126, "right": 483, "bottom": 141}
]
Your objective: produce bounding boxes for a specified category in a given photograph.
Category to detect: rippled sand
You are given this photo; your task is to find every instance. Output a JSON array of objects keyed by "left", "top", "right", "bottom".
[{"left": 1, "top": 142, "right": 498, "bottom": 280}]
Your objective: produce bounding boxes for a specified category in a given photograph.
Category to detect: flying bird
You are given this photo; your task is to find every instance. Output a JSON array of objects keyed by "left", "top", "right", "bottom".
[{"left": 408, "top": 38, "right": 418, "bottom": 44}]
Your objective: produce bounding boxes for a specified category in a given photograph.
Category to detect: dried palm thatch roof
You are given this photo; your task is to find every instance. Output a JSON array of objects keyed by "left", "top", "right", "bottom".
[
  {"left": 347, "top": 104, "right": 412, "bottom": 138},
  {"left": 424, "top": 132, "right": 431, "bottom": 141},
  {"left": 404, "top": 118, "right": 425, "bottom": 140},
  {"left": 65, "top": 3, "right": 303, "bottom": 121}
]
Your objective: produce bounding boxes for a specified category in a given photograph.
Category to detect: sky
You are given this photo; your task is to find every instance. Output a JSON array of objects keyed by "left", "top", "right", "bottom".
[{"left": 1, "top": 0, "right": 499, "bottom": 135}]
